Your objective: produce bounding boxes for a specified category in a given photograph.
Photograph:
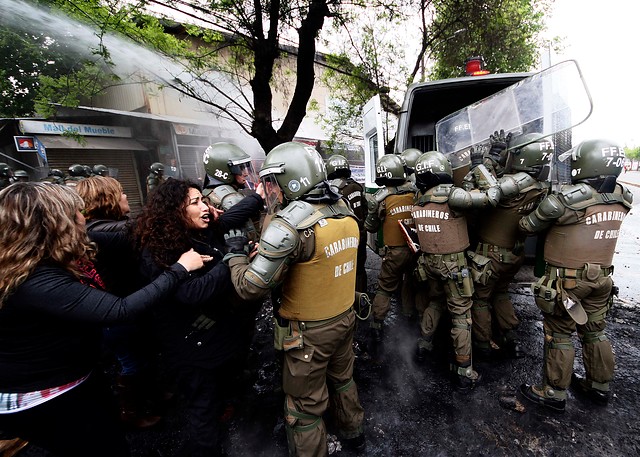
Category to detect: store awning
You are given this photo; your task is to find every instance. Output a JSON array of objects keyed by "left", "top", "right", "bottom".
[{"left": 35, "top": 134, "right": 147, "bottom": 151}]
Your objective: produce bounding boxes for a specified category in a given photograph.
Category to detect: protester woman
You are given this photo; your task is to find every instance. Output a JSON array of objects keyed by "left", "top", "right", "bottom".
[
  {"left": 76, "top": 176, "right": 161, "bottom": 429},
  {"left": 0, "top": 182, "right": 204, "bottom": 457},
  {"left": 134, "top": 178, "right": 258, "bottom": 457}
]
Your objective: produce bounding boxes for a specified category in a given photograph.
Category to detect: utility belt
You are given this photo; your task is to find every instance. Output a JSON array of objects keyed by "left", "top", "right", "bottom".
[
  {"left": 532, "top": 263, "right": 614, "bottom": 324},
  {"left": 414, "top": 251, "right": 473, "bottom": 297},
  {"left": 274, "top": 307, "right": 353, "bottom": 351},
  {"left": 477, "top": 242, "right": 523, "bottom": 263},
  {"left": 546, "top": 264, "right": 613, "bottom": 282}
]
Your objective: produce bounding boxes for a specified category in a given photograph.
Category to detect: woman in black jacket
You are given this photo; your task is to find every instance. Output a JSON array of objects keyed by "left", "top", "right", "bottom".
[
  {"left": 0, "top": 182, "right": 204, "bottom": 457},
  {"left": 76, "top": 176, "right": 162, "bottom": 429},
  {"left": 134, "top": 178, "right": 262, "bottom": 457}
]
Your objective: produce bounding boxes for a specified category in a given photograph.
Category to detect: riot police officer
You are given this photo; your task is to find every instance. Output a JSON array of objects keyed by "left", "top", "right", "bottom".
[
  {"left": 0, "top": 163, "right": 14, "bottom": 189},
  {"left": 519, "top": 139, "right": 632, "bottom": 411},
  {"left": 470, "top": 134, "right": 553, "bottom": 359},
  {"left": 411, "top": 151, "right": 501, "bottom": 390},
  {"left": 92, "top": 164, "right": 109, "bottom": 177},
  {"left": 400, "top": 148, "right": 422, "bottom": 186},
  {"left": 224, "top": 142, "right": 365, "bottom": 455},
  {"left": 12, "top": 170, "right": 29, "bottom": 183},
  {"left": 146, "top": 162, "right": 165, "bottom": 195},
  {"left": 64, "top": 164, "right": 86, "bottom": 187},
  {"left": 202, "top": 142, "right": 263, "bottom": 241},
  {"left": 40, "top": 169, "right": 66, "bottom": 185},
  {"left": 365, "top": 154, "right": 417, "bottom": 341},
  {"left": 326, "top": 153, "right": 368, "bottom": 293}
]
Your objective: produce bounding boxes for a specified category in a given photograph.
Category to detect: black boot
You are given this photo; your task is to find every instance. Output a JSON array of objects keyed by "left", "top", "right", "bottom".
[
  {"left": 450, "top": 362, "right": 481, "bottom": 392},
  {"left": 571, "top": 374, "right": 609, "bottom": 405}
]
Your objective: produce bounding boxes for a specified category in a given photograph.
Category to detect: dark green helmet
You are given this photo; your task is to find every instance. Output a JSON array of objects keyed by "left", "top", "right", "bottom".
[
  {"left": 13, "top": 170, "right": 29, "bottom": 182},
  {"left": 260, "top": 142, "right": 326, "bottom": 201},
  {"left": 561, "top": 139, "right": 625, "bottom": 182},
  {"left": 507, "top": 133, "right": 553, "bottom": 178},
  {"left": 415, "top": 151, "right": 453, "bottom": 190},
  {"left": 375, "top": 154, "right": 406, "bottom": 186},
  {"left": 149, "top": 162, "right": 165, "bottom": 176},
  {"left": 49, "top": 169, "right": 65, "bottom": 178},
  {"left": 82, "top": 165, "right": 92, "bottom": 177},
  {"left": 92, "top": 164, "right": 109, "bottom": 176},
  {"left": 203, "top": 142, "right": 252, "bottom": 185},
  {"left": 400, "top": 148, "right": 423, "bottom": 174},
  {"left": 0, "top": 163, "right": 13, "bottom": 178},
  {"left": 68, "top": 164, "right": 85, "bottom": 177},
  {"left": 326, "top": 154, "right": 351, "bottom": 179}
]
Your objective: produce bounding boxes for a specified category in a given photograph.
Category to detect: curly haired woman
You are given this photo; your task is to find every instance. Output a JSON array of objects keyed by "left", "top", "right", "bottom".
[
  {"left": 135, "top": 178, "right": 262, "bottom": 457},
  {"left": 0, "top": 182, "right": 204, "bottom": 457}
]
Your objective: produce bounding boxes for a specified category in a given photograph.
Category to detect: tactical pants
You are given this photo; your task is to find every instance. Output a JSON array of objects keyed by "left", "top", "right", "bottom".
[
  {"left": 283, "top": 310, "right": 364, "bottom": 457},
  {"left": 372, "top": 245, "right": 415, "bottom": 321},
  {"left": 418, "top": 253, "right": 473, "bottom": 362},
  {"left": 540, "top": 272, "right": 614, "bottom": 391},
  {"left": 471, "top": 249, "right": 523, "bottom": 347}
]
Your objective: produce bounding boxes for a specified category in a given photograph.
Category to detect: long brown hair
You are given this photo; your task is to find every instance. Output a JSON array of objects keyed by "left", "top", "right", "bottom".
[
  {"left": 75, "top": 176, "right": 127, "bottom": 221},
  {"left": 0, "top": 182, "right": 95, "bottom": 307}
]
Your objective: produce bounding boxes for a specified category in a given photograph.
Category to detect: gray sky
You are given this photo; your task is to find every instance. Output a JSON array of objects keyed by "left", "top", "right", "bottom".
[{"left": 546, "top": 0, "right": 640, "bottom": 147}]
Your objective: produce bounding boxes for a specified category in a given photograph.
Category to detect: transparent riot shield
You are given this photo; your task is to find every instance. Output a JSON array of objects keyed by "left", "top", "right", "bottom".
[{"left": 435, "top": 60, "right": 593, "bottom": 185}]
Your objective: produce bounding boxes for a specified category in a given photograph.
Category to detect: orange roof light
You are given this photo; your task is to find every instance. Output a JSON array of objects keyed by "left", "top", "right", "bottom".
[{"left": 465, "top": 56, "right": 490, "bottom": 76}]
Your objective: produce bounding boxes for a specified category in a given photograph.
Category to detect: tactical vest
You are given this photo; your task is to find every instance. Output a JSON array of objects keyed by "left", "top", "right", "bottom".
[
  {"left": 337, "top": 178, "right": 366, "bottom": 226},
  {"left": 412, "top": 188, "right": 469, "bottom": 255},
  {"left": 381, "top": 193, "right": 415, "bottom": 247},
  {"left": 279, "top": 214, "right": 359, "bottom": 321},
  {"left": 545, "top": 186, "right": 630, "bottom": 268},
  {"left": 478, "top": 182, "right": 547, "bottom": 248}
]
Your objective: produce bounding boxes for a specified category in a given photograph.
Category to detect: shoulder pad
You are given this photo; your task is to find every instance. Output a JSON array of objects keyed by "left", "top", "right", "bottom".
[
  {"left": 537, "top": 194, "right": 565, "bottom": 219},
  {"left": 557, "top": 183, "right": 593, "bottom": 209},
  {"left": 448, "top": 187, "right": 474, "bottom": 209},
  {"left": 329, "top": 177, "right": 348, "bottom": 190},
  {"left": 618, "top": 183, "right": 634, "bottom": 208},
  {"left": 277, "top": 200, "right": 316, "bottom": 228},
  {"left": 432, "top": 184, "right": 454, "bottom": 200},
  {"left": 203, "top": 185, "right": 244, "bottom": 210},
  {"left": 373, "top": 187, "right": 391, "bottom": 203},
  {"left": 298, "top": 200, "right": 355, "bottom": 229},
  {"left": 499, "top": 172, "right": 541, "bottom": 199},
  {"left": 396, "top": 181, "right": 417, "bottom": 194},
  {"left": 258, "top": 217, "right": 299, "bottom": 259}
]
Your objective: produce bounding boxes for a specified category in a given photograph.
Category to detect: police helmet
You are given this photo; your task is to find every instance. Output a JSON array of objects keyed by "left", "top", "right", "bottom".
[
  {"left": 326, "top": 154, "right": 351, "bottom": 179},
  {"left": 82, "top": 165, "right": 92, "bottom": 177},
  {"left": 561, "top": 139, "right": 625, "bottom": 182},
  {"left": 0, "top": 163, "right": 13, "bottom": 179},
  {"left": 93, "top": 164, "right": 109, "bottom": 176},
  {"left": 414, "top": 151, "right": 453, "bottom": 190},
  {"left": 374, "top": 154, "right": 406, "bottom": 186},
  {"left": 203, "top": 143, "right": 252, "bottom": 185},
  {"left": 13, "top": 170, "right": 29, "bottom": 182},
  {"left": 149, "top": 162, "right": 165, "bottom": 176},
  {"left": 507, "top": 133, "right": 553, "bottom": 179},
  {"left": 68, "top": 164, "right": 85, "bottom": 177},
  {"left": 49, "top": 169, "right": 65, "bottom": 178},
  {"left": 260, "top": 142, "right": 326, "bottom": 201},
  {"left": 400, "top": 148, "right": 423, "bottom": 174}
]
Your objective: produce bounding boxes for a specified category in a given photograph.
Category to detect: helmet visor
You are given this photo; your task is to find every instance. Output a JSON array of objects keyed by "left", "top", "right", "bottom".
[
  {"left": 230, "top": 160, "right": 259, "bottom": 190},
  {"left": 261, "top": 174, "right": 284, "bottom": 215}
]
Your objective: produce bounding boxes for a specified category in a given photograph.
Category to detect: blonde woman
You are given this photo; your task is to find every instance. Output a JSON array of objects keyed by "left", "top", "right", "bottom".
[
  {"left": 0, "top": 182, "right": 204, "bottom": 457},
  {"left": 76, "top": 176, "right": 162, "bottom": 429}
]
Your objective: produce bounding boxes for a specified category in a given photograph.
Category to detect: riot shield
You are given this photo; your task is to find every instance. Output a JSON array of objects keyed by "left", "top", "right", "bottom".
[{"left": 435, "top": 60, "right": 593, "bottom": 184}]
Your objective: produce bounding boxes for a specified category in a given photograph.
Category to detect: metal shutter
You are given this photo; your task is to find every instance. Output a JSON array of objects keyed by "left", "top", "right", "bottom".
[{"left": 47, "top": 150, "right": 144, "bottom": 214}]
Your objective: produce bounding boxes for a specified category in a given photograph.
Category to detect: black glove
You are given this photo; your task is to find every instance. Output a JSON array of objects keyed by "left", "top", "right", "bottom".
[
  {"left": 469, "top": 146, "right": 485, "bottom": 167},
  {"left": 224, "top": 229, "right": 249, "bottom": 255},
  {"left": 488, "top": 129, "right": 512, "bottom": 165}
]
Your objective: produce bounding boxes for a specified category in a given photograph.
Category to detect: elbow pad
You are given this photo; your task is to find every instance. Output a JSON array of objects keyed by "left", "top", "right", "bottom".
[
  {"left": 519, "top": 194, "right": 563, "bottom": 233},
  {"left": 245, "top": 218, "right": 298, "bottom": 288}
]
